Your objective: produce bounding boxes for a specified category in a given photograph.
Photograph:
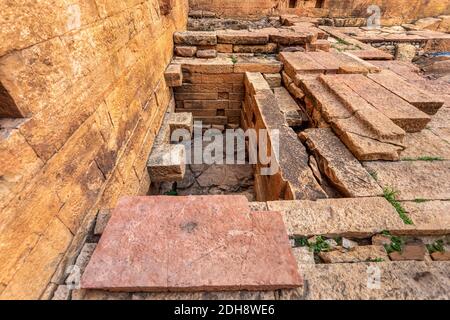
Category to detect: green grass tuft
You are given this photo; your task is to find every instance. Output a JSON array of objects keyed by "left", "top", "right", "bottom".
[
  {"left": 367, "top": 258, "right": 385, "bottom": 262},
  {"left": 414, "top": 198, "right": 428, "bottom": 203},
  {"left": 383, "top": 187, "right": 414, "bottom": 225},
  {"left": 369, "top": 171, "right": 378, "bottom": 181},
  {"left": 231, "top": 55, "right": 238, "bottom": 64},
  {"left": 426, "top": 239, "right": 445, "bottom": 254},
  {"left": 384, "top": 235, "right": 404, "bottom": 254},
  {"left": 402, "top": 156, "right": 444, "bottom": 162}
]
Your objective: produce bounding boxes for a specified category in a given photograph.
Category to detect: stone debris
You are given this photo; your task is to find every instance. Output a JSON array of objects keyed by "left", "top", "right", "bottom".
[
  {"left": 299, "top": 128, "right": 382, "bottom": 197},
  {"left": 81, "top": 195, "right": 302, "bottom": 292},
  {"left": 319, "top": 245, "right": 388, "bottom": 263}
]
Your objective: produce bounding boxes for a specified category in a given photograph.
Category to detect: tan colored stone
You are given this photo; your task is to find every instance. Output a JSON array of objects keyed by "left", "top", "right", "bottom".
[
  {"left": 401, "top": 129, "right": 450, "bottom": 160},
  {"left": 300, "top": 128, "right": 382, "bottom": 197},
  {"left": 164, "top": 64, "right": 182, "bottom": 87},
  {"left": 174, "top": 31, "right": 217, "bottom": 46},
  {"left": 175, "top": 46, "right": 197, "bottom": 57},
  {"left": 217, "top": 30, "right": 269, "bottom": 45},
  {"left": 368, "top": 70, "right": 444, "bottom": 115},
  {"left": 363, "top": 161, "right": 450, "bottom": 201},
  {"left": 216, "top": 43, "right": 233, "bottom": 53},
  {"left": 395, "top": 43, "right": 417, "bottom": 62},
  {"left": 147, "top": 144, "right": 186, "bottom": 182},
  {"left": 268, "top": 197, "right": 405, "bottom": 238},
  {"left": 263, "top": 73, "right": 282, "bottom": 88},
  {"left": 273, "top": 87, "right": 306, "bottom": 127},
  {"left": 319, "top": 245, "right": 388, "bottom": 263},
  {"left": 431, "top": 251, "right": 450, "bottom": 261},
  {"left": 389, "top": 240, "right": 427, "bottom": 261}
]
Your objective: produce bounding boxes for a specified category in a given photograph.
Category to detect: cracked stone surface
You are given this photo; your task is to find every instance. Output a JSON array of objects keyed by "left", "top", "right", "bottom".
[{"left": 81, "top": 195, "right": 301, "bottom": 292}]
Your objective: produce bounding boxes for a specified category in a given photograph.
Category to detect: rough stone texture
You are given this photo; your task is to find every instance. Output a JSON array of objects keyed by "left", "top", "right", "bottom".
[
  {"left": 393, "top": 201, "right": 450, "bottom": 236},
  {"left": 174, "top": 31, "right": 217, "bottom": 46},
  {"left": 328, "top": 74, "right": 431, "bottom": 133},
  {"left": 65, "top": 243, "right": 97, "bottom": 287},
  {"left": 300, "top": 76, "right": 405, "bottom": 161},
  {"left": 401, "top": 129, "right": 450, "bottom": 160},
  {"left": 81, "top": 195, "right": 302, "bottom": 291},
  {"left": 299, "top": 128, "right": 382, "bottom": 197},
  {"left": 273, "top": 87, "right": 306, "bottom": 127},
  {"left": 284, "top": 261, "right": 450, "bottom": 300},
  {"left": 0, "top": 0, "right": 189, "bottom": 299},
  {"left": 147, "top": 144, "right": 186, "bottom": 182},
  {"left": 175, "top": 46, "right": 197, "bottom": 57},
  {"left": 217, "top": 30, "right": 269, "bottom": 45},
  {"left": 389, "top": 240, "right": 427, "bottom": 261},
  {"left": 363, "top": 161, "right": 450, "bottom": 201},
  {"left": 319, "top": 245, "right": 388, "bottom": 263},
  {"left": 263, "top": 73, "right": 282, "bottom": 88},
  {"left": 196, "top": 49, "right": 217, "bottom": 58},
  {"left": 395, "top": 43, "right": 417, "bottom": 62},
  {"left": 267, "top": 197, "right": 406, "bottom": 238},
  {"left": 51, "top": 285, "right": 71, "bottom": 300},
  {"left": 368, "top": 70, "right": 444, "bottom": 115},
  {"left": 164, "top": 64, "right": 183, "bottom": 87}
]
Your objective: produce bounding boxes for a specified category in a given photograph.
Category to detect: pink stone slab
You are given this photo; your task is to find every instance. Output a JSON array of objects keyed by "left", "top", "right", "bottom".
[{"left": 81, "top": 195, "right": 301, "bottom": 292}]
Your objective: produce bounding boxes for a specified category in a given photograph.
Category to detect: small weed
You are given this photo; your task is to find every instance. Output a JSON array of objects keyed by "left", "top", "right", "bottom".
[
  {"left": 383, "top": 187, "right": 414, "bottom": 225},
  {"left": 308, "top": 235, "right": 331, "bottom": 253},
  {"left": 414, "top": 198, "right": 428, "bottom": 203},
  {"left": 381, "top": 230, "right": 391, "bottom": 236},
  {"left": 426, "top": 239, "right": 445, "bottom": 254},
  {"left": 294, "top": 237, "right": 309, "bottom": 247},
  {"left": 402, "top": 156, "right": 443, "bottom": 162},
  {"left": 231, "top": 55, "right": 238, "bottom": 64},
  {"left": 367, "top": 258, "right": 385, "bottom": 262},
  {"left": 336, "top": 38, "right": 351, "bottom": 46},
  {"left": 164, "top": 190, "right": 178, "bottom": 196},
  {"left": 384, "top": 235, "right": 404, "bottom": 254},
  {"left": 334, "top": 236, "right": 343, "bottom": 246},
  {"left": 369, "top": 171, "right": 378, "bottom": 181}
]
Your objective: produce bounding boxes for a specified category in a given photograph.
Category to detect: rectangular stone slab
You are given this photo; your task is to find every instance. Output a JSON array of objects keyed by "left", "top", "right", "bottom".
[
  {"left": 332, "top": 74, "right": 430, "bottom": 132},
  {"left": 81, "top": 195, "right": 302, "bottom": 292},
  {"left": 368, "top": 70, "right": 444, "bottom": 115}
]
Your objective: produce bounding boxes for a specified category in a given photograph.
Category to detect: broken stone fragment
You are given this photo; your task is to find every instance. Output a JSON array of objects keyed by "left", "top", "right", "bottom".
[
  {"left": 371, "top": 234, "right": 392, "bottom": 246},
  {"left": 263, "top": 73, "right": 282, "bottom": 88},
  {"left": 319, "top": 245, "right": 388, "bottom": 263},
  {"left": 168, "top": 112, "right": 193, "bottom": 137},
  {"left": 147, "top": 144, "right": 186, "bottom": 182},
  {"left": 175, "top": 46, "right": 197, "bottom": 57},
  {"left": 174, "top": 31, "right": 217, "bottom": 46},
  {"left": 389, "top": 239, "right": 427, "bottom": 261},
  {"left": 431, "top": 251, "right": 450, "bottom": 261},
  {"left": 196, "top": 49, "right": 217, "bottom": 59},
  {"left": 164, "top": 64, "right": 183, "bottom": 87},
  {"left": 94, "top": 209, "right": 111, "bottom": 236}
]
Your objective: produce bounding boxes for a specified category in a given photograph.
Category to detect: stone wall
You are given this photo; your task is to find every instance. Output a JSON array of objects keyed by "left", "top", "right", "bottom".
[
  {"left": 0, "top": 0, "right": 189, "bottom": 299},
  {"left": 189, "top": 0, "right": 450, "bottom": 25}
]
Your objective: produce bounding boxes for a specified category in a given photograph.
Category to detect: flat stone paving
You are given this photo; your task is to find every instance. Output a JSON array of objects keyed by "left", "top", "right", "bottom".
[{"left": 81, "top": 195, "right": 301, "bottom": 292}]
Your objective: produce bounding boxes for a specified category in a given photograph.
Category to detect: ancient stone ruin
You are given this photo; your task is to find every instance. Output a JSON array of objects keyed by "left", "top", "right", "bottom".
[{"left": 0, "top": 0, "right": 449, "bottom": 300}]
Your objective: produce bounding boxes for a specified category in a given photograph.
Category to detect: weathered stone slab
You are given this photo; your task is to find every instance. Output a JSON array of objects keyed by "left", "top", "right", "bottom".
[
  {"left": 173, "top": 55, "right": 234, "bottom": 74},
  {"left": 174, "top": 31, "right": 217, "bottom": 46},
  {"left": 363, "top": 161, "right": 450, "bottom": 201},
  {"left": 196, "top": 49, "right": 217, "bottom": 59},
  {"left": 401, "top": 130, "right": 450, "bottom": 160},
  {"left": 319, "top": 245, "right": 388, "bottom": 263},
  {"left": 391, "top": 201, "right": 450, "bottom": 236},
  {"left": 164, "top": 64, "right": 182, "bottom": 87},
  {"left": 217, "top": 30, "right": 269, "bottom": 45},
  {"left": 81, "top": 195, "right": 301, "bottom": 291},
  {"left": 279, "top": 52, "right": 325, "bottom": 78},
  {"left": 299, "top": 128, "right": 382, "bottom": 197},
  {"left": 169, "top": 111, "right": 192, "bottom": 131},
  {"left": 368, "top": 70, "right": 444, "bottom": 115},
  {"left": 233, "top": 55, "right": 282, "bottom": 74},
  {"left": 175, "top": 46, "right": 197, "bottom": 57},
  {"left": 299, "top": 77, "right": 404, "bottom": 161},
  {"left": 273, "top": 87, "right": 307, "bottom": 127},
  {"left": 267, "top": 197, "right": 405, "bottom": 238},
  {"left": 282, "top": 261, "right": 450, "bottom": 300},
  {"left": 332, "top": 74, "right": 431, "bottom": 132},
  {"left": 147, "top": 144, "right": 186, "bottom": 182}
]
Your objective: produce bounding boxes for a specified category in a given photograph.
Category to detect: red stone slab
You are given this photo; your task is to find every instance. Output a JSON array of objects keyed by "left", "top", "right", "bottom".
[{"left": 81, "top": 195, "right": 301, "bottom": 292}]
